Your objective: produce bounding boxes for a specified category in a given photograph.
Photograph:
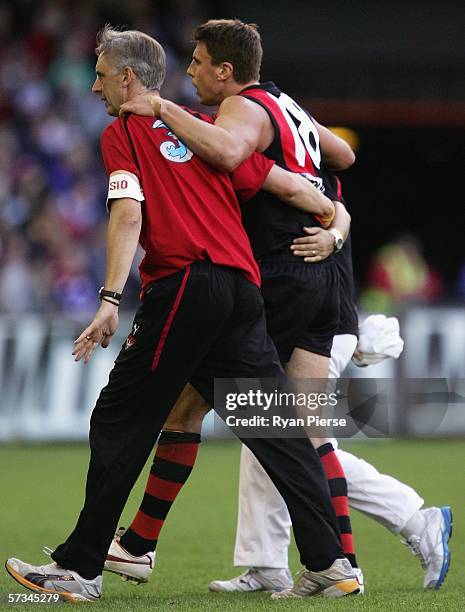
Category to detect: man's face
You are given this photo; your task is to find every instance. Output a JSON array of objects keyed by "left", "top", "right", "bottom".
[
  {"left": 92, "top": 53, "right": 125, "bottom": 116},
  {"left": 187, "top": 42, "right": 225, "bottom": 106}
]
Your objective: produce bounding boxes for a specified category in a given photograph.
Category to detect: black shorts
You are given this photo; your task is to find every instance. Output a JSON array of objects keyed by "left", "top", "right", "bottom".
[
  {"left": 259, "top": 256, "right": 340, "bottom": 363},
  {"left": 334, "top": 236, "right": 359, "bottom": 337},
  {"left": 103, "top": 260, "right": 283, "bottom": 414}
]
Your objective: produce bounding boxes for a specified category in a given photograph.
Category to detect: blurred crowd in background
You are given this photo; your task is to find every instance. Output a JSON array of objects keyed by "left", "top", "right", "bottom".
[
  {"left": 0, "top": 0, "right": 207, "bottom": 317},
  {"left": 0, "top": 0, "right": 462, "bottom": 318}
]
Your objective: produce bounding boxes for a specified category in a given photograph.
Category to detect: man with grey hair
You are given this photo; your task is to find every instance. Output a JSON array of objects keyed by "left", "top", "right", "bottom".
[
  {"left": 93, "top": 25, "right": 166, "bottom": 114},
  {"left": 5, "top": 26, "right": 358, "bottom": 602}
]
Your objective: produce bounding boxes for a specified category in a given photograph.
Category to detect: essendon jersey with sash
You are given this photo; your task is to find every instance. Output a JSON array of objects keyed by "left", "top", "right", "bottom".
[{"left": 239, "top": 82, "right": 325, "bottom": 259}]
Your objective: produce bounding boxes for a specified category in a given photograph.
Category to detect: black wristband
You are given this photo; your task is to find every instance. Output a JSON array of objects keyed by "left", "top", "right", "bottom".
[
  {"left": 101, "top": 296, "right": 120, "bottom": 307},
  {"left": 99, "top": 287, "right": 122, "bottom": 302}
]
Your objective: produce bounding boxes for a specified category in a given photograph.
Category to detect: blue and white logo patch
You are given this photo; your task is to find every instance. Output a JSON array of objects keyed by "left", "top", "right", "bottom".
[{"left": 153, "top": 119, "right": 193, "bottom": 163}]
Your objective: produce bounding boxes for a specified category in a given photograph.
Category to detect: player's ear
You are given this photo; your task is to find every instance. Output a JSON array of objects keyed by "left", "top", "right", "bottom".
[{"left": 217, "top": 62, "right": 233, "bottom": 82}]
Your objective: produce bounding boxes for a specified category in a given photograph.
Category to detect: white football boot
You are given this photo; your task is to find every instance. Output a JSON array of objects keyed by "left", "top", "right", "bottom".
[
  {"left": 353, "top": 567, "right": 365, "bottom": 595},
  {"left": 209, "top": 567, "right": 293, "bottom": 592},
  {"left": 104, "top": 528, "right": 155, "bottom": 584},
  {"left": 271, "top": 558, "right": 359, "bottom": 599},
  {"left": 5, "top": 558, "right": 102, "bottom": 602},
  {"left": 402, "top": 506, "right": 452, "bottom": 590}
]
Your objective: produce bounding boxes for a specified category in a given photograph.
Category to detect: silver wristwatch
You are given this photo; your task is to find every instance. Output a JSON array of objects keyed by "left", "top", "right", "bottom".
[{"left": 328, "top": 228, "right": 344, "bottom": 252}]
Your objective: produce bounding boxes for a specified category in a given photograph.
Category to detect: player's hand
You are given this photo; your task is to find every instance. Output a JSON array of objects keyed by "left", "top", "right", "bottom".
[
  {"left": 290, "top": 227, "right": 334, "bottom": 262},
  {"left": 120, "top": 93, "right": 162, "bottom": 117},
  {"left": 73, "top": 301, "right": 119, "bottom": 364}
]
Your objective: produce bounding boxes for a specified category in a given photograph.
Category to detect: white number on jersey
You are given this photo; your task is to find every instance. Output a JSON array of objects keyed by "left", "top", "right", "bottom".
[{"left": 268, "top": 92, "right": 321, "bottom": 170}]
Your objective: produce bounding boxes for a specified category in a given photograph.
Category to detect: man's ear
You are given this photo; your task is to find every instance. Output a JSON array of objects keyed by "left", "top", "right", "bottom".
[
  {"left": 121, "top": 66, "right": 135, "bottom": 87},
  {"left": 217, "top": 61, "right": 234, "bottom": 82}
]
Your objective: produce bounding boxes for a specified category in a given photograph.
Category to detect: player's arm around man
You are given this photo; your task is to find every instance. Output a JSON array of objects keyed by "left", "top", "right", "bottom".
[
  {"left": 232, "top": 158, "right": 336, "bottom": 219},
  {"left": 153, "top": 95, "right": 268, "bottom": 172},
  {"left": 261, "top": 166, "right": 336, "bottom": 220}
]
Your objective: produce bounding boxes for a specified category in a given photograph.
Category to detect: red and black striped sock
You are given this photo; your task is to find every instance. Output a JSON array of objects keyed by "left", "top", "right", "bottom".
[
  {"left": 120, "top": 430, "right": 201, "bottom": 557},
  {"left": 317, "top": 442, "right": 358, "bottom": 568}
]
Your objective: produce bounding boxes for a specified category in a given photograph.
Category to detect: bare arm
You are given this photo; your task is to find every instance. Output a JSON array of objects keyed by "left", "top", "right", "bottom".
[
  {"left": 120, "top": 93, "right": 268, "bottom": 172},
  {"left": 330, "top": 200, "right": 351, "bottom": 240},
  {"left": 314, "top": 120, "right": 356, "bottom": 171},
  {"left": 103, "top": 198, "right": 143, "bottom": 294},
  {"left": 159, "top": 95, "right": 268, "bottom": 172},
  {"left": 73, "top": 198, "right": 142, "bottom": 363},
  {"left": 262, "top": 166, "right": 335, "bottom": 219}
]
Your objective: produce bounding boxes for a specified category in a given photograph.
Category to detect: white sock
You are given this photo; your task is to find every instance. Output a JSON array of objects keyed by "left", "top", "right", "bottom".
[{"left": 400, "top": 510, "right": 426, "bottom": 539}]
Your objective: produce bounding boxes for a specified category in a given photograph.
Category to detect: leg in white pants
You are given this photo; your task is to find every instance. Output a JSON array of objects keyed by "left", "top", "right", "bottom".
[
  {"left": 233, "top": 334, "right": 423, "bottom": 567},
  {"left": 234, "top": 444, "right": 292, "bottom": 568},
  {"left": 338, "top": 448, "right": 423, "bottom": 535}
]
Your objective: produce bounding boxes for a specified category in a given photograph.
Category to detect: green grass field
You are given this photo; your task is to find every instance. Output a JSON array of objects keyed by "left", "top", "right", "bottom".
[{"left": 0, "top": 440, "right": 463, "bottom": 611}]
